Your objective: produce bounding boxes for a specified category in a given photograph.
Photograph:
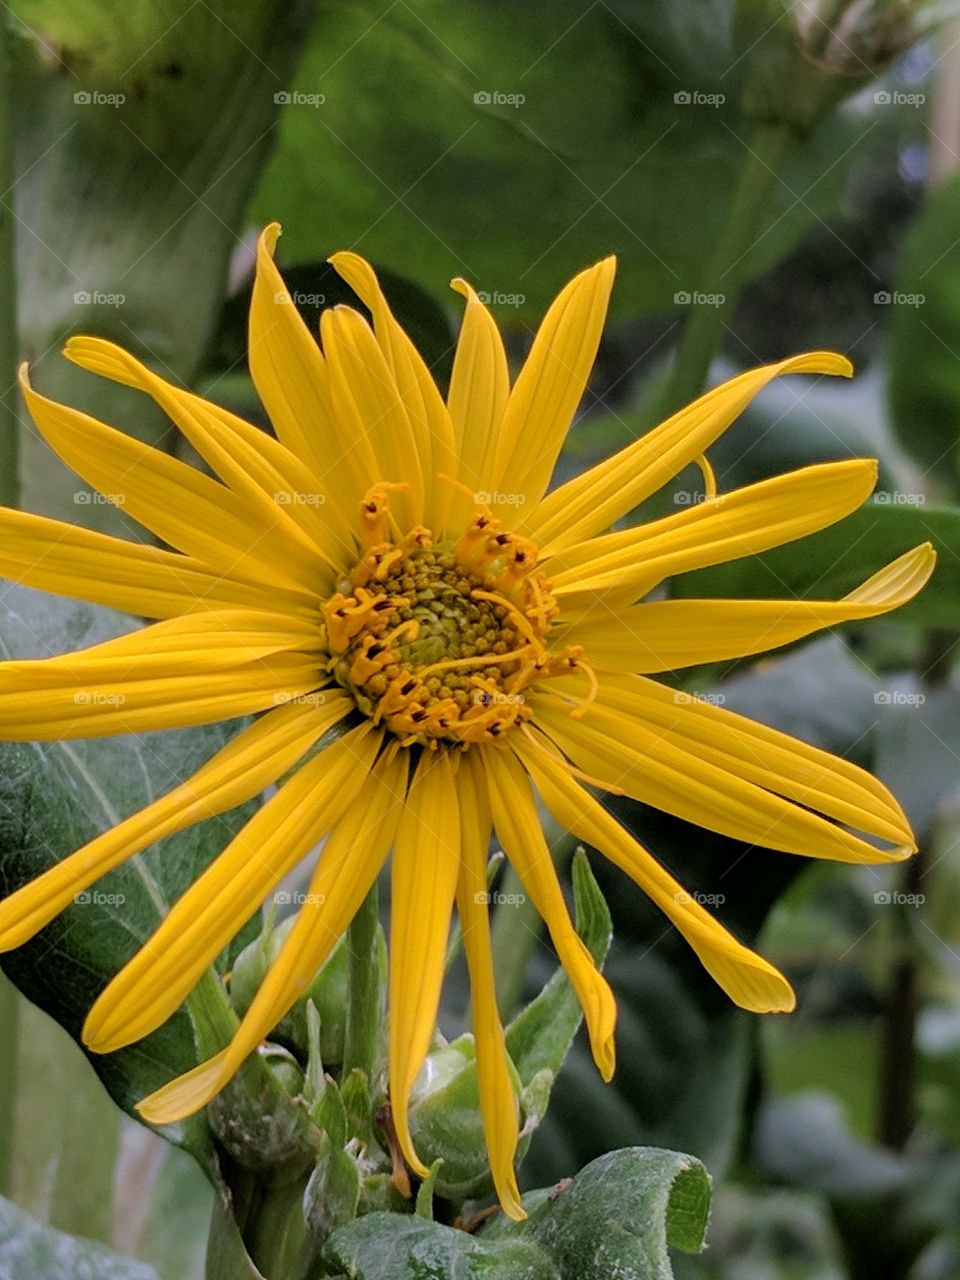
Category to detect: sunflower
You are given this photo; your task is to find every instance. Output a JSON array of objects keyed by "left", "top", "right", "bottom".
[{"left": 0, "top": 224, "right": 933, "bottom": 1219}]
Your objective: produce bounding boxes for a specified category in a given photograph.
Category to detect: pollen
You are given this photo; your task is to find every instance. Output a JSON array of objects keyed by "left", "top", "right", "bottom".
[{"left": 322, "top": 496, "right": 589, "bottom": 746}]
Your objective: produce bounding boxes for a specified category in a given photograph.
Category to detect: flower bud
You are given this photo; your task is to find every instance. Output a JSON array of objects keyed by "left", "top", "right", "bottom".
[
  {"left": 737, "top": 0, "right": 942, "bottom": 132},
  {"left": 230, "top": 914, "right": 350, "bottom": 1064},
  {"left": 405, "top": 1035, "right": 523, "bottom": 1201},
  {"left": 207, "top": 1043, "right": 315, "bottom": 1175}
]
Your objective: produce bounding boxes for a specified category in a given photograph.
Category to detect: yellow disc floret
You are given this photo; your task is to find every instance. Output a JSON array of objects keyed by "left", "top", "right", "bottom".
[{"left": 322, "top": 489, "right": 592, "bottom": 747}]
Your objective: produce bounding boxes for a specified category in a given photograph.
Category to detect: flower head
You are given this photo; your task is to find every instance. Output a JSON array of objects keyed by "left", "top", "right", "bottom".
[{"left": 0, "top": 223, "right": 933, "bottom": 1219}]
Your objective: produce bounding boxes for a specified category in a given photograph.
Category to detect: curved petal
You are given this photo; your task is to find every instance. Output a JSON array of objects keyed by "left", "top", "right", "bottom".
[
  {"left": 482, "top": 745, "right": 617, "bottom": 1081},
  {"left": 531, "top": 352, "right": 853, "bottom": 552},
  {"left": 0, "top": 694, "right": 351, "bottom": 950},
  {"left": 82, "top": 723, "right": 381, "bottom": 1053},
  {"left": 589, "top": 674, "right": 914, "bottom": 847},
  {"left": 136, "top": 746, "right": 408, "bottom": 1125},
  {"left": 19, "top": 367, "right": 316, "bottom": 596},
  {"left": 455, "top": 751, "right": 524, "bottom": 1220},
  {"left": 65, "top": 337, "right": 355, "bottom": 570},
  {"left": 318, "top": 305, "right": 424, "bottom": 528},
  {"left": 515, "top": 735, "right": 794, "bottom": 1013},
  {"left": 550, "top": 459, "right": 877, "bottom": 603},
  {"left": 447, "top": 279, "right": 509, "bottom": 487},
  {"left": 389, "top": 749, "right": 461, "bottom": 1177},
  {"left": 488, "top": 257, "right": 615, "bottom": 522},
  {"left": 329, "top": 251, "right": 457, "bottom": 528},
  {"left": 531, "top": 689, "right": 914, "bottom": 862},
  {"left": 561, "top": 544, "right": 936, "bottom": 672},
  {"left": 248, "top": 224, "right": 357, "bottom": 529},
  {"left": 0, "top": 507, "right": 294, "bottom": 620}
]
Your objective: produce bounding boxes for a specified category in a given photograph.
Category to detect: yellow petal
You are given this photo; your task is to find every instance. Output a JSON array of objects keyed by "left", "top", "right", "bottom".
[
  {"left": 561, "top": 543, "right": 936, "bottom": 672},
  {"left": 19, "top": 366, "right": 315, "bottom": 596},
  {"left": 389, "top": 750, "right": 461, "bottom": 1178},
  {"left": 448, "top": 279, "right": 510, "bottom": 490},
  {"left": 65, "top": 337, "right": 354, "bottom": 570},
  {"left": 249, "top": 224, "right": 357, "bottom": 528},
  {"left": 0, "top": 695, "right": 350, "bottom": 950},
  {"left": 588, "top": 673, "right": 915, "bottom": 848},
  {"left": 318, "top": 305, "right": 424, "bottom": 528},
  {"left": 515, "top": 736, "right": 795, "bottom": 1013},
  {"left": 82, "top": 723, "right": 381, "bottom": 1053},
  {"left": 455, "top": 751, "right": 524, "bottom": 1221},
  {"left": 329, "top": 251, "right": 457, "bottom": 528},
  {"left": 0, "top": 507, "right": 292, "bottom": 620},
  {"left": 488, "top": 257, "right": 616, "bottom": 520},
  {"left": 137, "top": 747, "right": 408, "bottom": 1125},
  {"left": 532, "top": 352, "right": 853, "bottom": 551},
  {"left": 0, "top": 657, "right": 319, "bottom": 740},
  {"left": 532, "top": 689, "right": 913, "bottom": 863},
  {"left": 481, "top": 745, "right": 617, "bottom": 1081},
  {"left": 550, "top": 459, "right": 877, "bottom": 602},
  {"left": 0, "top": 609, "right": 321, "bottom": 739}
]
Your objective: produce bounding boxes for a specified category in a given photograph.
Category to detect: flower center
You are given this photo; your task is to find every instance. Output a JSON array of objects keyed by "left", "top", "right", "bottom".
[{"left": 321, "top": 488, "right": 593, "bottom": 747}]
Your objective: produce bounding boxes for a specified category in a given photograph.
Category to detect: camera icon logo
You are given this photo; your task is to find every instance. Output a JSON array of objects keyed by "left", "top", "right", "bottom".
[
  {"left": 274, "top": 91, "right": 292, "bottom": 105},
  {"left": 73, "top": 91, "right": 91, "bottom": 105},
  {"left": 874, "top": 291, "right": 891, "bottom": 304},
  {"left": 674, "top": 90, "right": 691, "bottom": 105},
  {"left": 674, "top": 290, "right": 691, "bottom": 305},
  {"left": 473, "top": 90, "right": 492, "bottom": 105},
  {"left": 874, "top": 890, "right": 892, "bottom": 904},
  {"left": 874, "top": 90, "right": 891, "bottom": 105}
]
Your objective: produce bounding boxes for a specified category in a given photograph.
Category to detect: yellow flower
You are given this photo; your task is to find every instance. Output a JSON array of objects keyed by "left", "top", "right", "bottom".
[{"left": 0, "top": 223, "right": 933, "bottom": 1220}]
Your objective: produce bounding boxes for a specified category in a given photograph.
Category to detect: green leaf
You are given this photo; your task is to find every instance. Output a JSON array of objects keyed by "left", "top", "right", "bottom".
[
  {"left": 0, "top": 586, "right": 260, "bottom": 1163},
  {"left": 10, "top": 0, "right": 313, "bottom": 528},
  {"left": 670, "top": 505, "right": 958, "bottom": 630},
  {"left": 325, "top": 1147, "right": 710, "bottom": 1280},
  {"left": 253, "top": 0, "right": 857, "bottom": 321},
  {"left": 888, "top": 164, "right": 960, "bottom": 494},
  {"left": 0, "top": 1194, "right": 158, "bottom": 1280},
  {"left": 505, "top": 849, "right": 612, "bottom": 1087}
]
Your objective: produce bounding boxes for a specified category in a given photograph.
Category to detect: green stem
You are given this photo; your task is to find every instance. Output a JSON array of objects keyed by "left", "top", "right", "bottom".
[
  {"left": 0, "top": 13, "right": 17, "bottom": 507},
  {"left": 342, "top": 881, "right": 380, "bottom": 1081},
  {"left": 657, "top": 122, "right": 795, "bottom": 419}
]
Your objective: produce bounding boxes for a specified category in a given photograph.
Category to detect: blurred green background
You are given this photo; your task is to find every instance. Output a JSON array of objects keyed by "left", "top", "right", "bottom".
[{"left": 4, "top": 2, "right": 960, "bottom": 1277}]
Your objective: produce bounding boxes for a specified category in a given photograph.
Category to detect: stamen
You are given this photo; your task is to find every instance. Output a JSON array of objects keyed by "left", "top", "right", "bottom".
[{"left": 694, "top": 453, "right": 717, "bottom": 501}]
